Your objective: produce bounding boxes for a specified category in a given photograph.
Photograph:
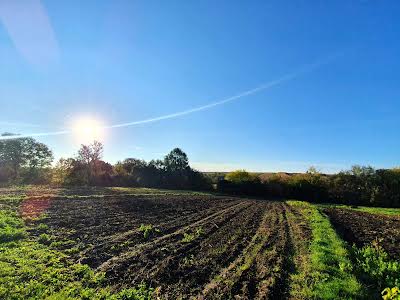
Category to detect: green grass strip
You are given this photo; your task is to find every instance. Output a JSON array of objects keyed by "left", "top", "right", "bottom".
[
  {"left": 318, "top": 203, "right": 400, "bottom": 216},
  {"left": 287, "top": 200, "right": 363, "bottom": 299}
]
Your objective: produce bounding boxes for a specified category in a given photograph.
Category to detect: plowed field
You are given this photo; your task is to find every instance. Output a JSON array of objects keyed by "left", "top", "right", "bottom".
[
  {"left": 5, "top": 187, "right": 398, "bottom": 299},
  {"left": 14, "top": 188, "right": 301, "bottom": 299},
  {"left": 324, "top": 208, "right": 400, "bottom": 259}
]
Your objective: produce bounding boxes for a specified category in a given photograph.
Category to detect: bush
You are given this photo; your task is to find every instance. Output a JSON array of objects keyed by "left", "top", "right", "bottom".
[
  {"left": 351, "top": 241, "right": 400, "bottom": 295},
  {"left": 217, "top": 170, "right": 267, "bottom": 196},
  {"left": 225, "top": 170, "right": 257, "bottom": 183}
]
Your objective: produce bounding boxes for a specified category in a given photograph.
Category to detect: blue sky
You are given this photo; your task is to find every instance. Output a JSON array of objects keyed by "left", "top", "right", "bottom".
[{"left": 0, "top": 0, "right": 399, "bottom": 173}]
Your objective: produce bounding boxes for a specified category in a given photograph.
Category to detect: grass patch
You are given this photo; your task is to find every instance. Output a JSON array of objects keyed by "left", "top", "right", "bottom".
[
  {"left": 287, "top": 200, "right": 363, "bottom": 299},
  {"left": 36, "top": 223, "right": 49, "bottom": 232},
  {"left": 0, "top": 211, "right": 26, "bottom": 243},
  {"left": 38, "top": 233, "right": 52, "bottom": 245},
  {"left": 318, "top": 203, "right": 400, "bottom": 216},
  {"left": 0, "top": 207, "right": 155, "bottom": 299}
]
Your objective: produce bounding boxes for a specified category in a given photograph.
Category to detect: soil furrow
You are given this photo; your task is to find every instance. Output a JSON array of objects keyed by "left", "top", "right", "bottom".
[{"left": 99, "top": 201, "right": 251, "bottom": 279}]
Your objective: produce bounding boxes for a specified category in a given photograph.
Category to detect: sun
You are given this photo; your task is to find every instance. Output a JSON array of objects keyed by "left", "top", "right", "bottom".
[{"left": 72, "top": 118, "right": 104, "bottom": 143}]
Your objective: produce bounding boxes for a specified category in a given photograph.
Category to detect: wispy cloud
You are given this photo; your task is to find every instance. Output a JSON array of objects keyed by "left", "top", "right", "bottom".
[{"left": 0, "top": 0, "right": 59, "bottom": 67}]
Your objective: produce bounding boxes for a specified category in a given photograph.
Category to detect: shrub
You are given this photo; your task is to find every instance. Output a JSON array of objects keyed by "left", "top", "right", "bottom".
[
  {"left": 351, "top": 241, "right": 400, "bottom": 297},
  {"left": 225, "top": 170, "right": 258, "bottom": 183}
]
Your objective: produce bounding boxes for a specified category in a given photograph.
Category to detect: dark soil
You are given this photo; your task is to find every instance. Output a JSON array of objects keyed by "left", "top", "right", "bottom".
[
  {"left": 324, "top": 208, "right": 400, "bottom": 259},
  {"left": 15, "top": 187, "right": 300, "bottom": 299}
]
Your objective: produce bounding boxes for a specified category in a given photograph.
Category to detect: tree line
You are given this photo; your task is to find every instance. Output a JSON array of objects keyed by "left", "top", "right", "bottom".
[
  {"left": 0, "top": 135, "right": 211, "bottom": 190},
  {"left": 1, "top": 134, "right": 399, "bottom": 207},
  {"left": 218, "top": 167, "right": 400, "bottom": 207}
]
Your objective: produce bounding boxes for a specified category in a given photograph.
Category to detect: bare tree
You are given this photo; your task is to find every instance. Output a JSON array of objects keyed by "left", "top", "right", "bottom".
[{"left": 77, "top": 141, "right": 103, "bottom": 183}]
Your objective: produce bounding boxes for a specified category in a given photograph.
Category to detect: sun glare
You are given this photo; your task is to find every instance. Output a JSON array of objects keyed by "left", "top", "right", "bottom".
[{"left": 72, "top": 118, "right": 104, "bottom": 143}]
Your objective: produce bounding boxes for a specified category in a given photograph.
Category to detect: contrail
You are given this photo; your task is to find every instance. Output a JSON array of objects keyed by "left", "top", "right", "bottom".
[
  {"left": 0, "top": 130, "right": 70, "bottom": 140},
  {"left": 108, "top": 54, "right": 337, "bottom": 128},
  {"left": 108, "top": 75, "right": 292, "bottom": 128},
  {"left": 0, "top": 54, "right": 339, "bottom": 140}
]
